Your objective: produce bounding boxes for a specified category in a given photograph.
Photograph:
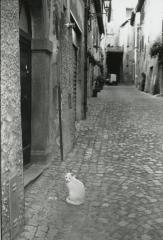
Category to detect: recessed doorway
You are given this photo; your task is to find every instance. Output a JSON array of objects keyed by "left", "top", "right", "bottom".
[{"left": 19, "top": 1, "right": 32, "bottom": 165}]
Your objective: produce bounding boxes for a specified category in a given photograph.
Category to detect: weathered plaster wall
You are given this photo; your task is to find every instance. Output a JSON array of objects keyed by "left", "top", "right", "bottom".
[
  {"left": 70, "top": 0, "right": 84, "bottom": 31},
  {"left": 1, "top": 0, "right": 24, "bottom": 239},
  {"left": 60, "top": 1, "right": 84, "bottom": 155},
  {"left": 60, "top": 22, "right": 76, "bottom": 155},
  {"left": 48, "top": 0, "right": 84, "bottom": 158},
  {"left": 70, "top": 0, "right": 84, "bottom": 120},
  {"left": 48, "top": 0, "right": 62, "bottom": 159},
  {"left": 87, "top": 0, "right": 103, "bottom": 97},
  {"left": 121, "top": 24, "right": 135, "bottom": 83},
  {"left": 135, "top": 0, "right": 163, "bottom": 94}
]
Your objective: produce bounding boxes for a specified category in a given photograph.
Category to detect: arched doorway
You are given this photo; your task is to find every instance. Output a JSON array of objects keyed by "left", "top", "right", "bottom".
[{"left": 19, "top": 1, "right": 32, "bottom": 165}]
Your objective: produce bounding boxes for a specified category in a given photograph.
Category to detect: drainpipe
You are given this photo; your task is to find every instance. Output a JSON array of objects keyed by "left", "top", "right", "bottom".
[
  {"left": 134, "top": 24, "right": 138, "bottom": 86},
  {"left": 58, "top": 78, "right": 64, "bottom": 161},
  {"left": 84, "top": 0, "right": 88, "bottom": 119}
]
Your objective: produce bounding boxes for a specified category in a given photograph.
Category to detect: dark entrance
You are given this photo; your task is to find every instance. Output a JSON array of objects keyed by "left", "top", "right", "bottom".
[
  {"left": 106, "top": 51, "right": 123, "bottom": 83},
  {"left": 20, "top": 32, "right": 31, "bottom": 165},
  {"left": 19, "top": 0, "right": 32, "bottom": 165}
]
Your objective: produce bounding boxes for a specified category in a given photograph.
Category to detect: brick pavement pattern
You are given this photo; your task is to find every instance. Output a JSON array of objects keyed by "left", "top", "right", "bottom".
[{"left": 15, "top": 86, "right": 163, "bottom": 240}]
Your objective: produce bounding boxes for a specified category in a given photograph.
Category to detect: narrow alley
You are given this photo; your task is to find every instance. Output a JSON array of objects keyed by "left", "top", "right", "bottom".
[
  {"left": 1, "top": 0, "right": 163, "bottom": 239},
  {"left": 16, "top": 86, "right": 163, "bottom": 240}
]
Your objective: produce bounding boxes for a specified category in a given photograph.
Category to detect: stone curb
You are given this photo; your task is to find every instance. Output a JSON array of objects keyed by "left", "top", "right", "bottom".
[{"left": 24, "top": 163, "right": 51, "bottom": 188}]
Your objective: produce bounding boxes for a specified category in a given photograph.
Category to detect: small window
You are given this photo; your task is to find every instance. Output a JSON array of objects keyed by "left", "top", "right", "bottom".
[{"left": 126, "top": 8, "right": 133, "bottom": 19}]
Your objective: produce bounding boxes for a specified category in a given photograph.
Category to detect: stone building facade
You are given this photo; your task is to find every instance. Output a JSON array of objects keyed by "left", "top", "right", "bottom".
[
  {"left": 101, "top": 0, "right": 137, "bottom": 83},
  {"left": 133, "top": 0, "right": 163, "bottom": 95},
  {"left": 119, "top": 7, "right": 135, "bottom": 84},
  {"left": 1, "top": 0, "right": 86, "bottom": 239},
  {"left": 87, "top": 0, "right": 104, "bottom": 97},
  {"left": 1, "top": 0, "right": 25, "bottom": 239}
]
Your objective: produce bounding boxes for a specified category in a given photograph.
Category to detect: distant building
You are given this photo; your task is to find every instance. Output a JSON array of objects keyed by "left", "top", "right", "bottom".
[
  {"left": 87, "top": 0, "right": 104, "bottom": 97},
  {"left": 102, "top": 0, "right": 137, "bottom": 84},
  {"left": 119, "top": 7, "right": 135, "bottom": 84},
  {"left": 133, "top": 0, "right": 163, "bottom": 95}
]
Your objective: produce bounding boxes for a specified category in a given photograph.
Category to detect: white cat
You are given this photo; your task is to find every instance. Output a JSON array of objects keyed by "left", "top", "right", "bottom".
[{"left": 65, "top": 172, "right": 85, "bottom": 205}]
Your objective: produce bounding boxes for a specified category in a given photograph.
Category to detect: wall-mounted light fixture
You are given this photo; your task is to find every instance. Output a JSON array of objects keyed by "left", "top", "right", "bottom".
[{"left": 64, "top": 22, "right": 76, "bottom": 28}]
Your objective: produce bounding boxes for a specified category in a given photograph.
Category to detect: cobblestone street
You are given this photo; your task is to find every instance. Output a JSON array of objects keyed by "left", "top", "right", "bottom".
[{"left": 16, "top": 85, "right": 163, "bottom": 240}]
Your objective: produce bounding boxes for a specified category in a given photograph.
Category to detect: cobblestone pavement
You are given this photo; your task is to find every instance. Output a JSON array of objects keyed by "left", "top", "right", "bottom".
[{"left": 16, "top": 86, "right": 163, "bottom": 240}]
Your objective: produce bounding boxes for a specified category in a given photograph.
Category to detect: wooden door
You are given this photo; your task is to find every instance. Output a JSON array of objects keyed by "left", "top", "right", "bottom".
[{"left": 20, "top": 34, "right": 31, "bottom": 165}]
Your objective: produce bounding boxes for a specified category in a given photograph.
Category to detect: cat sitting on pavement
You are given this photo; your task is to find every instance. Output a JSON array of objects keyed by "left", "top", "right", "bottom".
[{"left": 65, "top": 172, "right": 85, "bottom": 205}]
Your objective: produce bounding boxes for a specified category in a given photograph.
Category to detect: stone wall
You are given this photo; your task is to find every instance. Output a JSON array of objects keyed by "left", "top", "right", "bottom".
[
  {"left": 135, "top": 0, "right": 163, "bottom": 94},
  {"left": 70, "top": 0, "right": 84, "bottom": 30},
  {"left": 1, "top": 1, "right": 85, "bottom": 238},
  {"left": 121, "top": 25, "right": 135, "bottom": 84},
  {"left": 60, "top": 0, "right": 84, "bottom": 155},
  {"left": 48, "top": 0, "right": 85, "bottom": 158},
  {"left": 1, "top": 0, "right": 24, "bottom": 239},
  {"left": 87, "top": 0, "right": 103, "bottom": 97}
]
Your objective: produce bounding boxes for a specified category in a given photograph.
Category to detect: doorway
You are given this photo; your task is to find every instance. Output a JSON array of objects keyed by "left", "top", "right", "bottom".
[
  {"left": 19, "top": 1, "right": 32, "bottom": 165},
  {"left": 106, "top": 51, "right": 123, "bottom": 83},
  {"left": 20, "top": 34, "right": 31, "bottom": 165}
]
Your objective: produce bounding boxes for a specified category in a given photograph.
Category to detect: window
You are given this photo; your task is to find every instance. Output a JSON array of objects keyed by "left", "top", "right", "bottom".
[{"left": 126, "top": 8, "right": 133, "bottom": 19}]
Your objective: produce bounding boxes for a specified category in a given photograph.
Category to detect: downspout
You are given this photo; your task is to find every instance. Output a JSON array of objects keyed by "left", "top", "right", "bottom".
[
  {"left": 134, "top": 23, "right": 138, "bottom": 86},
  {"left": 84, "top": 0, "right": 88, "bottom": 119},
  {"left": 57, "top": 69, "right": 64, "bottom": 161}
]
